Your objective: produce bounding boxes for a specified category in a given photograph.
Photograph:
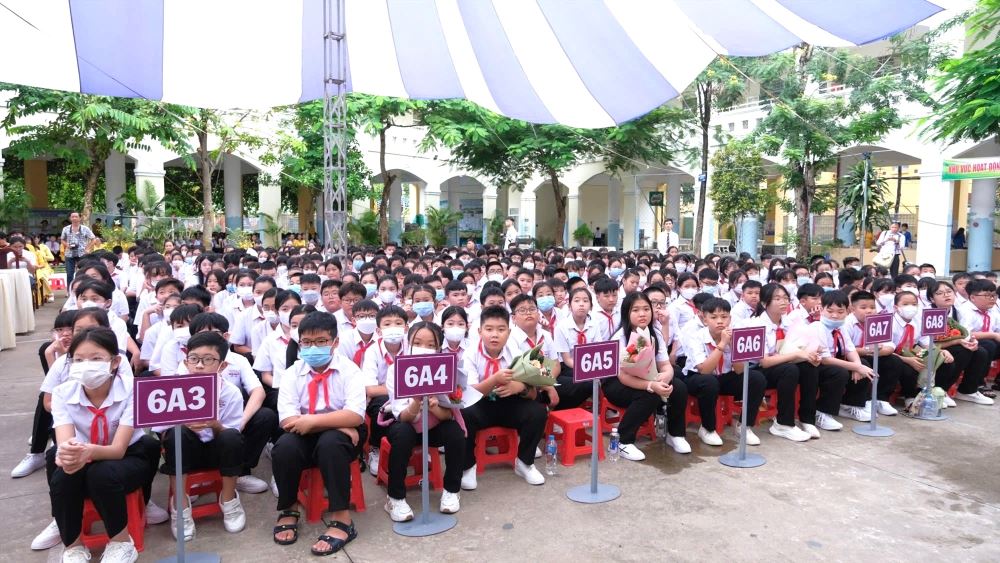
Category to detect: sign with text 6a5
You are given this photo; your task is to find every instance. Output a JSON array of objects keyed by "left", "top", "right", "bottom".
[
  {"left": 573, "top": 341, "right": 620, "bottom": 382},
  {"left": 133, "top": 374, "right": 217, "bottom": 428},
  {"left": 731, "top": 326, "right": 766, "bottom": 362},
  {"left": 394, "top": 353, "right": 456, "bottom": 399}
]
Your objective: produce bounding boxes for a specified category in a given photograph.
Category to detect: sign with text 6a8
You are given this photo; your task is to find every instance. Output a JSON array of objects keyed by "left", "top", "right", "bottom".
[
  {"left": 731, "top": 326, "right": 766, "bottom": 362},
  {"left": 573, "top": 341, "right": 620, "bottom": 382},
  {"left": 863, "top": 313, "right": 893, "bottom": 346},
  {"left": 133, "top": 373, "right": 217, "bottom": 428},
  {"left": 394, "top": 353, "right": 456, "bottom": 399},
  {"left": 922, "top": 308, "right": 949, "bottom": 336}
]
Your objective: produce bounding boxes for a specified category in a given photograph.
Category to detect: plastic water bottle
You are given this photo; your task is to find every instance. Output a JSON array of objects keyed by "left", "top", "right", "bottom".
[
  {"left": 919, "top": 391, "right": 938, "bottom": 418},
  {"left": 608, "top": 426, "right": 620, "bottom": 462},
  {"left": 654, "top": 413, "right": 666, "bottom": 439},
  {"left": 544, "top": 435, "right": 558, "bottom": 476}
]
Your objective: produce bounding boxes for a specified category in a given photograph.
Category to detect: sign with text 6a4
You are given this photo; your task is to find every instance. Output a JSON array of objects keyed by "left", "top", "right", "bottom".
[
  {"left": 394, "top": 353, "right": 456, "bottom": 399},
  {"left": 133, "top": 373, "right": 217, "bottom": 428},
  {"left": 573, "top": 341, "right": 620, "bottom": 382}
]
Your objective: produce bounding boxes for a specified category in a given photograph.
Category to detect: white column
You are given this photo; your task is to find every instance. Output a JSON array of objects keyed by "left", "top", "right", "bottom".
[
  {"left": 967, "top": 177, "right": 997, "bottom": 272},
  {"left": 482, "top": 185, "right": 497, "bottom": 242},
  {"left": 520, "top": 188, "right": 536, "bottom": 239},
  {"left": 916, "top": 152, "right": 953, "bottom": 273},
  {"left": 258, "top": 169, "right": 282, "bottom": 245},
  {"left": 133, "top": 162, "right": 165, "bottom": 211},
  {"left": 623, "top": 180, "right": 639, "bottom": 250},
  {"left": 104, "top": 151, "right": 126, "bottom": 215},
  {"left": 607, "top": 177, "right": 622, "bottom": 248},
  {"left": 388, "top": 179, "right": 403, "bottom": 243},
  {"left": 223, "top": 153, "right": 243, "bottom": 230},
  {"left": 565, "top": 184, "right": 579, "bottom": 246},
  {"left": 666, "top": 181, "right": 681, "bottom": 226}
]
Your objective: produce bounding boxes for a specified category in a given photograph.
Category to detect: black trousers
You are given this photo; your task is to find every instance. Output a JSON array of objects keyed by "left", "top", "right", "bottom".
[
  {"left": 47, "top": 435, "right": 160, "bottom": 546},
  {"left": 241, "top": 407, "right": 277, "bottom": 474},
  {"left": 843, "top": 354, "right": 904, "bottom": 406},
  {"left": 889, "top": 254, "right": 901, "bottom": 278},
  {"left": 681, "top": 370, "right": 765, "bottom": 429},
  {"left": 160, "top": 427, "right": 244, "bottom": 477},
  {"left": 816, "top": 365, "right": 850, "bottom": 415},
  {"left": 386, "top": 420, "right": 464, "bottom": 499},
  {"left": 460, "top": 394, "right": 547, "bottom": 470},
  {"left": 760, "top": 363, "right": 799, "bottom": 427},
  {"left": 366, "top": 395, "right": 390, "bottom": 451},
  {"left": 272, "top": 428, "right": 360, "bottom": 513},
  {"left": 549, "top": 366, "right": 593, "bottom": 410},
  {"left": 602, "top": 376, "right": 688, "bottom": 443},
  {"left": 795, "top": 362, "right": 820, "bottom": 424},
  {"left": 30, "top": 393, "right": 53, "bottom": 454},
  {"left": 924, "top": 344, "right": 985, "bottom": 396}
]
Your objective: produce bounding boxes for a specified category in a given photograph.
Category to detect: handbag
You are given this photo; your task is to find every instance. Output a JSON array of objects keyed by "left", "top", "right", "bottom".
[{"left": 873, "top": 246, "right": 894, "bottom": 267}]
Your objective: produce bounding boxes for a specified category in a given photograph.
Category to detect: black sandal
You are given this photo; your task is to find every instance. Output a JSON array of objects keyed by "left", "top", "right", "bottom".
[
  {"left": 311, "top": 518, "right": 357, "bottom": 556},
  {"left": 272, "top": 510, "right": 301, "bottom": 545}
]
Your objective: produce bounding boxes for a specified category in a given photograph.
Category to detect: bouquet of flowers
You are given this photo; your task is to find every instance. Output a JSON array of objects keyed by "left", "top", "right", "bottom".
[
  {"left": 621, "top": 327, "right": 659, "bottom": 381},
  {"left": 778, "top": 323, "right": 824, "bottom": 356},
  {"left": 905, "top": 386, "right": 947, "bottom": 416},
  {"left": 437, "top": 364, "right": 483, "bottom": 410},
  {"left": 509, "top": 344, "right": 558, "bottom": 387},
  {"left": 900, "top": 344, "right": 945, "bottom": 388},
  {"left": 932, "top": 318, "right": 968, "bottom": 346}
]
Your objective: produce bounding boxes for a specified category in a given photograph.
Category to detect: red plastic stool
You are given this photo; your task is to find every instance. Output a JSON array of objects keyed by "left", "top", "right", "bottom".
[
  {"left": 598, "top": 394, "right": 657, "bottom": 440},
  {"left": 375, "top": 437, "right": 444, "bottom": 490},
  {"left": 686, "top": 395, "right": 734, "bottom": 435},
  {"left": 474, "top": 427, "right": 519, "bottom": 474},
  {"left": 80, "top": 489, "right": 146, "bottom": 552},
  {"left": 168, "top": 469, "right": 222, "bottom": 520},
  {"left": 544, "top": 408, "right": 604, "bottom": 466},
  {"left": 297, "top": 460, "right": 366, "bottom": 523}
]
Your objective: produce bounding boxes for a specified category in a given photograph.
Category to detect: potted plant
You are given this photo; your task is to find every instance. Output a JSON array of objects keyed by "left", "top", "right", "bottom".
[
  {"left": 424, "top": 206, "right": 462, "bottom": 248},
  {"left": 572, "top": 223, "right": 594, "bottom": 246}
]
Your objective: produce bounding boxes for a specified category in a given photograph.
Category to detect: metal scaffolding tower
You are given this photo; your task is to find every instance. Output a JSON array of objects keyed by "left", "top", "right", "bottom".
[{"left": 322, "top": 0, "right": 349, "bottom": 257}]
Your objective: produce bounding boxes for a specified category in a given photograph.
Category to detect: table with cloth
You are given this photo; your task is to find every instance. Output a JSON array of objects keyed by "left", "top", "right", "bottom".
[{"left": 0, "top": 269, "right": 37, "bottom": 350}]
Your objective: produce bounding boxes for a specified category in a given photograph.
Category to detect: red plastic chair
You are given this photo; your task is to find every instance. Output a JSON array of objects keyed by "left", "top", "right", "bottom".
[
  {"left": 375, "top": 436, "right": 444, "bottom": 490},
  {"left": 474, "top": 427, "right": 519, "bottom": 474},
  {"left": 297, "top": 460, "right": 366, "bottom": 523},
  {"left": 545, "top": 408, "right": 604, "bottom": 466},
  {"left": 167, "top": 469, "right": 222, "bottom": 520},
  {"left": 598, "top": 393, "right": 656, "bottom": 440},
  {"left": 80, "top": 489, "right": 146, "bottom": 552},
  {"left": 686, "top": 395, "right": 735, "bottom": 435}
]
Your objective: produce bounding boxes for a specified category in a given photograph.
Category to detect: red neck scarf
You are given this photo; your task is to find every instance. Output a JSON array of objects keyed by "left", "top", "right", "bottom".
[
  {"left": 353, "top": 338, "right": 373, "bottom": 367},
  {"left": 307, "top": 368, "right": 334, "bottom": 414},
  {"left": 87, "top": 406, "right": 110, "bottom": 446},
  {"left": 478, "top": 341, "right": 501, "bottom": 381},
  {"left": 706, "top": 343, "right": 724, "bottom": 375},
  {"left": 895, "top": 324, "right": 914, "bottom": 354}
]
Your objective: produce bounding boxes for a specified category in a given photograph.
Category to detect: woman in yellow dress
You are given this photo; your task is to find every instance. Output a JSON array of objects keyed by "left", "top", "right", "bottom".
[{"left": 28, "top": 234, "right": 56, "bottom": 303}]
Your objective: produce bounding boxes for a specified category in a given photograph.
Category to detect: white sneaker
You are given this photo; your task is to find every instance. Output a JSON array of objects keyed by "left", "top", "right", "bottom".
[
  {"left": 838, "top": 404, "right": 871, "bottom": 422},
  {"left": 11, "top": 452, "right": 45, "bottom": 478},
  {"left": 697, "top": 427, "right": 723, "bottom": 446},
  {"left": 145, "top": 500, "right": 168, "bottom": 525},
  {"left": 665, "top": 435, "right": 692, "bottom": 454},
  {"left": 737, "top": 425, "right": 761, "bottom": 446},
  {"left": 169, "top": 497, "right": 195, "bottom": 541},
  {"left": 236, "top": 475, "right": 268, "bottom": 494},
  {"left": 439, "top": 491, "right": 460, "bottom": 514},
  {"left": 955, "top": 391, "right": 995, "bottom": 405},
  {"left": 942, "top": 395, "right": 957, "bottom": 408},
  {"left": 461, "top": 466, "right": 478, "bottom": 490},
  {"left": 798, "top": 423, "right": 821, "bottom": 439},
  {"left": 368, "top": 450, "right": 380, "bottom": 477},
  {"left": 384, "top": 496, "right": 414, "bottom": 522},
  {"left": 873, "top": 400, "right": 898, "bottom": 416},
  {"left": 220, "top": 492, "right": 246, "bottom": 533},
  {"left": 31, "top": 519, "right": 61, "bottom": 550},
  {"left": 617, "top": 443, "right": 646, "bottom": 461},
  {"left": 270, "top": 475, "right": 279, "bottom": 497},
  {"left": 534, "top": 446, "right": 542, "bottom": 459},
  {"left": 61, "top": 544, "right": 91, "bottom": 562},
  {"left": 771, "top": 422, "right": 811, "bottom": 442},
  {"left": 263, "top": 442, "right": 273, "bottom": 461},
  {"left": 514, "top": 459, "right": 545, "bottom": 485},
  {"left": 815, "top": 411, "right": 843, "bottom": 431},
  {"left": 100, "top": 538, "right": 137, "bottom": 563}
]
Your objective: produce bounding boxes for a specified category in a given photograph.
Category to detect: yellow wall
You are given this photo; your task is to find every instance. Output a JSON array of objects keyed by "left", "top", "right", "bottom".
[
  {"left": 24, "top": 159, "right": 48, "bottom": 209},
  {"left": 298, "top": 186, "right": 315, "bottom": 235}
]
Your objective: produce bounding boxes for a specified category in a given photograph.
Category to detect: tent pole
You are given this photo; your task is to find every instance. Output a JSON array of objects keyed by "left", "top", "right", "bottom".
[{"left": 322, "top": 0, "right": 349, "bottom": 258}]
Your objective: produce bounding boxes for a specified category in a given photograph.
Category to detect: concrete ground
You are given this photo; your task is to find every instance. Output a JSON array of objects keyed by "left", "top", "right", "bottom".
[{"left": 1, "top": 302, "right": 998, "bottom": 562}]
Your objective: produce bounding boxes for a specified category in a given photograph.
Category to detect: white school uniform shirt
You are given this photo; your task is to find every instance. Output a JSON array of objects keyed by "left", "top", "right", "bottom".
[
  {"left": 744, "top": 313, "right": 796, "bottom": 358},
  {"left": 361, "top": 338, "right": 407, "bottom": 387},
  {"left": 668, "top": 298, "right": 700, "bottom": 333},
  {"left": 220, "top": 295, "right": 254, "bottom": 333},
  {"left": 250, "top": 318, "right": 280, "bottom": 356},
  {"left": 462, "top": 341, "right": 516, "bottom": 385},
  {"left": 731, "top": 300, "right": 755, "bottom": 326},
  {"left": 891, "top": 314, "right": 929, "bottom": 350},
  {"left": 149, "top": 324, "right": 178, "bottom": 372},
  {"left": 333, "top": 309, "right": 356, "bottom": 336},
  {"left": 51, "top": 376, "right": 143, "bottom": 447},
  {"left": 140, "top": 321, "right": 167, "bottom": 361},
  {"left": 337, "top": 327, "right": 378, "bottom": 369},
  {"left": 842, "top": 313, "right": 865, "bottom": 348},
  {"left": 253, "top": 325, "right": 292, "bottom": 386},
  {"left": 958, "top": 301, "right": 999, "bottom": 335},
  {"left": 232, "top": 306, "right": 267, "bottom": 351},
  {"left": 41, "top": 354, "right": 134, "bottom": 394},
  {"left": 277, "top": 354, "right": 367, "bottom": 422},
  {"left": 591, "top": 304, "right": 621, "bottom": 341},
  {"left": 611, "top": 327, "right": 669, "bottom": 364},
  {"left": 178, "top": 350, "right": 262, "bottom": 394},
  {"left": 785, "top": 304, "right": 817, "bottom": 328},
  {"left": 153, "top": 378, "right": 245, "bottom": 442},
  {"left": 553, "top": 315, "right": 602, "bottom": 356},
  {"left": 682, "top": 326, "right": 733, "bottom": 375},
  {"left": 811, "top": 320, "right": 853, "bottom": 360},
  {"left": 722, "top": 289, "right": 740, "bottom": 306},
  {"left": 133, "top": 289, "right": 161, "bottom": 327},
  {"left": 507, "top": 325, "right": 558, "bottom": 361}
]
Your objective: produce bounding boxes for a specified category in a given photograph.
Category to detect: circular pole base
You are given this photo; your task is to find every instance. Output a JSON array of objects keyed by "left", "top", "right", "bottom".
[
  {"left": 853, "top": 424, "right": 895, "bottom": 437},
  {"left": 719, "top": 452, "right": 766, "bottom": 468},
  {"left": 904, "top": 412, "right": 948, "bottom": 421},
  {"left": 393, "top": 512, "right": 457, "bottom": 537},
  {"left": 567, "top": 483, "right": 621, "bottom": 504},
  {"left": 157, "top": 553, "right": 221, "bottom": 563}
]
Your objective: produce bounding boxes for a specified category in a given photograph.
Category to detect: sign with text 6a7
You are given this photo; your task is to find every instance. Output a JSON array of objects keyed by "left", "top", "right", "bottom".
[
  {"left": 731, "top": 326, "right": 766, "bottom": 362},
  {"left": 133, "top": 373, "right": 217, "bottom": 428},
  {"left": 573, "top": 341, "right": 620, "bottom": 382},
  {"left": 863, "top": 313, "right": 893, "bottom": 346},
  {"left": 922, "top": 308, "right": 949, "bottom": 336},
  {"left": 394, "top": 353, "right": 456, "bottom": 399}
]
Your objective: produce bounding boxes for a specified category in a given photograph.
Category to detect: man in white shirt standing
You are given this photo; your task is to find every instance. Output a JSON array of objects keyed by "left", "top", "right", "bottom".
[
  {"left": 504, "top": 217, "right": 519, "bottom": 249},
  {"left": 656, "top": 218, "right": 679, "bottom": 254}
]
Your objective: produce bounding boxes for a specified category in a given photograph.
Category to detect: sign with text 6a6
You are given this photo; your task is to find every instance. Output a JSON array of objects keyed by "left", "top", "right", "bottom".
[
  {"left": 731, "top": 326, "right": 766, "bottom": 362},
  {"left": 863, "top": 313, "right": 893, "bottom": 346},
  {"left": 922, "top": 308, "right": 949, "bottom": 336},
  {"left": 133, "top": 374, "right": 217, "bottom": 428},
  {"left": 394, "top": 353, "right": 456, "bottom": 399},
  {"left": 573, "top": 341, "right": 620, "bottom": 382}
]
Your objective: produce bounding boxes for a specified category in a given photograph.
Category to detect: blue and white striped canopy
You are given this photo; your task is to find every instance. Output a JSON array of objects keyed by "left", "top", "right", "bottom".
[{"left": 0, "top": 0, "right": 952, "bottom": 128}]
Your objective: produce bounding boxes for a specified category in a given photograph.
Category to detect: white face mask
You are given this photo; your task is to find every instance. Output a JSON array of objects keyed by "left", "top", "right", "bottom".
[
  {"left": 487, "top": 273, "right": 504, "bottom": 283},
  {"left": 162, "top": 307, "right": 176, "bottom": 322},
  {"left": 878, "top": 294, "right": 895, "bottom": 309},
  {"left": 264, "top": 310, "right": 279, "bottom": 325},
  {"left": 381, "top": 326, "right": 406, "bottom": 344},
  {"left": 290, "top": 327, "right": 299, "bottom": 342},
  {"left": 410, "top": 346, "right": 437, "bottom": 355},
  {"left": 173, "top": 326, "right": 191, "bottom": 345},
  {"left": 444, "top": 326, "right": 466, "bottom": 343},
  {"left": 680, "top": 288, "right": 698, "bottom": 301},
  {"left": 898, "top": 305, "right": 919, "bottom": 321},
  {"left": 78, "top": 300, "right": 102, "bottom": 309},
  {"left": 69, "top": 360, "right": 113, "bottom": 390},
  {"left": 379, "top": 290, "right": 396, "bottom": 304},
  {"left": 237, "top": 286, "right": 253, "bottom": 300},
  {"left": 278, "top": 310, "right": 291, "bottom": 326},
  {"left": 356, "top": 317, "right": 377, "bottom": 335}
]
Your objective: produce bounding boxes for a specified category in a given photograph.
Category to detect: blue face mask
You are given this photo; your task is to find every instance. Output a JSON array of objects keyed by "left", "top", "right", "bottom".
[
  {"left": 536, "top": 295, "right": 556, "bottom": 312},
  {"left": 226, "top": 283, "right": 236, "bottom": 294},
  {"left": 185, "top": 256, "right": 195, "bottom": 265},
  {"left": 435, "top": 288, "right": 446, "bottom": 301},
  {"left": 363, "top": 283, "right": 377, "bottom": 297},
  {"left": 609, "top": 267, "right": 624, "bottom": 278},
  {"left": 797, "top": 276, "right": 811, "bottom": 286},
  {"left": 568, "top": 272, "right": 580, "bottom": 279},
  {"left": 353, "top": 259, "right": 364, "bottom": 271},
  {"left": 299, "top": 345, "right": 333, "bottom": 369},
  {"left": 288, "top": 284, "right": 302, "bottom": 296},
  {"left": 820, "top": 317, "right": 844, "bottom": 330},
  {"left": 413, "top": 301, "right": 435, "bottom": 318},
  {"left": 451, "top": 269, "right": 463, "bottom": 279},
  {"left": 301, "top": 289, "right": 320, "bottom": 305},
  {"left": 823, "top": 286, "right": 835, "bottom": 292}
]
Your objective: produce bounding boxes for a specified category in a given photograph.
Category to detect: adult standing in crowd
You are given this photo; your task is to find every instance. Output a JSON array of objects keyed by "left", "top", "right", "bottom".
[
  {"left": 657, "top": 218, "right": 679, "bottom": 252},
  {"left": 60, "top": 211, "right": 95, "bottom": 287},
  {"left": 504, "top": 217, "right": 519, "bottom": 249},
  {"left": 875, "top": 221, "right": 905, "bottom": 278}
]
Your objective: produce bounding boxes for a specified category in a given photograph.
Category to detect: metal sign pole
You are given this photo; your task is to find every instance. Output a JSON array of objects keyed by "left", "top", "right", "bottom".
[
  {"left": 567, "top": 380, "right": 620, "bottom": 503},
  {"left": 719, "top": 363, "right": 765, "bottom": 468},
  {"left": 393, "top": 396, "right": 456, "bottom": 536},
  {"left": 854, "top": 347, "right": 894, "bottom": 437},
  {"left": 157, "top": 425, "right": 220, "bottom": 563}
]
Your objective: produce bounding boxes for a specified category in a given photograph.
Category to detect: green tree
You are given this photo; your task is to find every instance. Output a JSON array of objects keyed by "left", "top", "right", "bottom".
[
  {"left": 348, "top": 94, "right": 424, "bottom": 244},
  {"left": 422, "top": 100, "right": 690, "bottom": 245},
  {"left": 424, "top": 206, "right": 462, "bottom": 248},
  {"left": 709, "top": 139, "right": 773, "bottom": 249},
  {"left": 838, "top": 160, "right": 892, "bottom": 241},
  {"left": 0, "top": 84, "right": 189, "bottom": 223},
  {"left": 924, "top": 0, "right": 1000, "bottom": 143}
]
